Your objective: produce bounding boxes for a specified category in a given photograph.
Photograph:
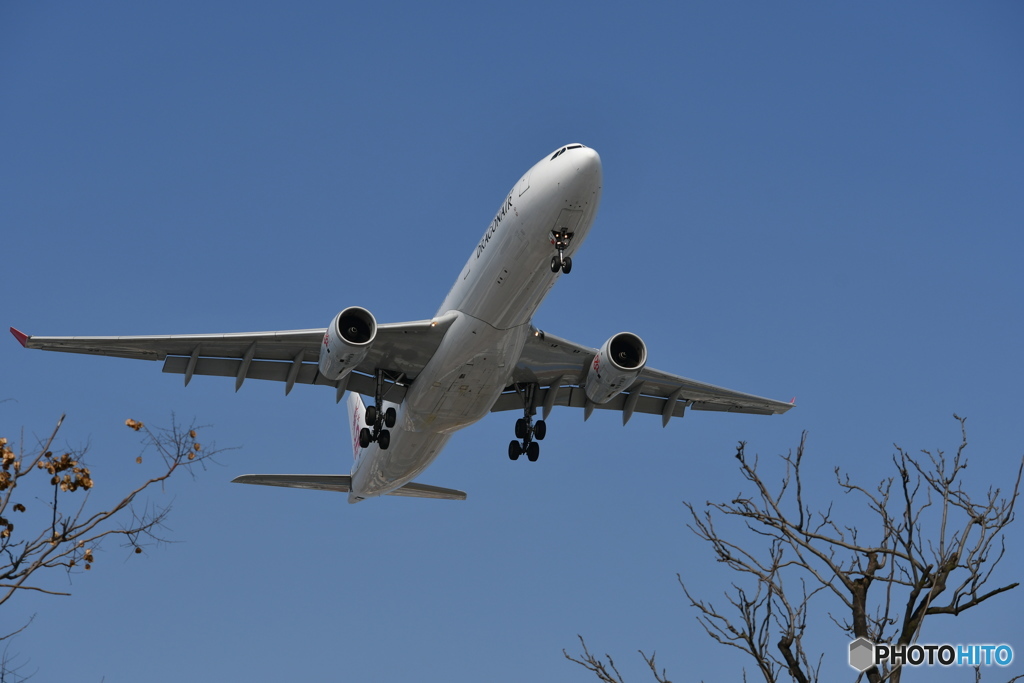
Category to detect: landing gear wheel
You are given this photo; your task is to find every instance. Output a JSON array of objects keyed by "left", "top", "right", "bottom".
[
  {"left": 378, "top": 430, "right": 391, "bottom": 450},
  {"left": 561, "top": 257, "right": 572, "bottom": 274},
  {"left": 526, "top": 441, "right": 540, "bottom": 462},
  {"left": 364, "top": 405, "right": 378, "bottom": 427},
  {"left": 384, "top": 407, "right": 397, "bottom": 429},
  {"left": 508, "top": 440, "right": 522, "bottom": 460},
  {"left": 534, "top": 420, "right": 546, "bottom": 440},
  {"left": 551, "top": 256, "right": 561, "bottom": 273},
  {"left": 358, "top": 428, "right": 372, "bottom": 449},
  {"left": 515, "top": 418, "right": 528, "bottom": 439}
]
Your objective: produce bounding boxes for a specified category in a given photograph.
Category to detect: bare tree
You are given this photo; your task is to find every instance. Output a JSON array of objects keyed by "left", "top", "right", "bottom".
[
  {"left": 564, "top": 635, "right": 671, "bottom": 683},
  {"left": 0, "top": 638, "right": 32, "bottom": 683},
  {"left": 568, "top": 416, "right": 1022, "bottom": 682},
  {"left": 1, "top": 414, "right": 226, "bottom": 649}
]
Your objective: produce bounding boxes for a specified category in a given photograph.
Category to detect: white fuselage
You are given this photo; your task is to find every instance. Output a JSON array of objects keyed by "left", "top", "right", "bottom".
[{"left": 348, "top": 145, "right": 602, "bottom": 501}]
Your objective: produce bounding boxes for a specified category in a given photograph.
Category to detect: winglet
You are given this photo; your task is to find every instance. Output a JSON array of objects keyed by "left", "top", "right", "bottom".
[
  {"left": 9, "top": 327, "right": 28, "bottom": 347},
  {"left": 790, "top": 397, "right": 797, "bottom": 405}
]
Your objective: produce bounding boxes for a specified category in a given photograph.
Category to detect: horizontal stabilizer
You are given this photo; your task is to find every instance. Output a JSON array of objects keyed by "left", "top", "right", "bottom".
[
  {"left": 231, "top": 474, "right": 467, "bottom": 501},
  {"left": 385, "top": 481, "right": 468, "bottom": 500},
  {"left": 233, "top": 474, "right": 354, "bottom": 492}
]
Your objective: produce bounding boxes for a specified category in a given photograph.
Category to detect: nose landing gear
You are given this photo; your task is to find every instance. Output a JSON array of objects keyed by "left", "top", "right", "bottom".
[
  {"left": 550, "top": 255, "right": 573, "bottom": 274},
  {"left": 550, "top": 228, "right": 575, "bottom": 274}
]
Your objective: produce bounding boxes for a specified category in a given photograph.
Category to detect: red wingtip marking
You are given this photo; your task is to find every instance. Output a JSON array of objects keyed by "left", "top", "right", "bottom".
[
  {"left": 790, "top": 397, "right": 797, "bottom": 405},
  {"left": 10, "top": 327, "right": 28, "bottom": 347}
]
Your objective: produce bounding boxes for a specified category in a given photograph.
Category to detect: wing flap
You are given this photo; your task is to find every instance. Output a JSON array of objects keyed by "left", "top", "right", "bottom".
[
  {"left": 490, "top": 385, "right": 779, "bottom": 417},
  {"left": 160, "top": 356, "right": 404, "bottom": 402}
]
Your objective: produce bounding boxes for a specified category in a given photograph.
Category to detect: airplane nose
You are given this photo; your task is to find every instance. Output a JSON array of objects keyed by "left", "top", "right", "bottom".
[
  {"left": 574, "top": 146, "right": 602, "bottom": 181},
  {"left": 534, "top": 144, "right": 603, "bottom": 202},
  {"left": 576, "top": 145, "right": 600, "bottom": 166},
  {"left": 561, "top": 145, "right": 602, "bottom": 190}
]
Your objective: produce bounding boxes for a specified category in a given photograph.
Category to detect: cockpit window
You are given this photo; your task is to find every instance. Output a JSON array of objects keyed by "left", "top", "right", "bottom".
[{"left": 550, "top": 144, "right": 585, "bottom": 161}]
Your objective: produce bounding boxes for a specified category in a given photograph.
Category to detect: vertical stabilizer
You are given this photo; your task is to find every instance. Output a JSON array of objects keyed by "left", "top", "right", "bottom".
[{"left": 346, "top": 391, "right": 366, "bottom": 462}]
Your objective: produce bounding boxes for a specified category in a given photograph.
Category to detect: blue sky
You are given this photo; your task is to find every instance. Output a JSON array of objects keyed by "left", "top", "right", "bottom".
[{"left": 2, "top": 2, "right": 1023, "bottom": 681}]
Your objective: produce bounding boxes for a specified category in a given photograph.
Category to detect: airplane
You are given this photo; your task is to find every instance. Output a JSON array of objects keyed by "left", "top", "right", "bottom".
[{"left": 11, "top": 143, "right": 793, "bottom": 503}]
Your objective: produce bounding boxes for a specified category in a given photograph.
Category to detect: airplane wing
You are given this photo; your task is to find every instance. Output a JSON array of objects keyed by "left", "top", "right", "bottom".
[
  {"left": 491, "top": 327, "right": 794, "bottom": 424},
  {"left": 9, "top": 311, "right": 459, "bottom": 401}
]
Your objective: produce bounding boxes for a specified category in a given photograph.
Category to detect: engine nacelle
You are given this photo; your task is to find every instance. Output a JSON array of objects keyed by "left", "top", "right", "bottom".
[
  {"left": 584, "top": 332, "right": 648, "bottom": 404},
  {"left": 318, "top": 307, "right": 377, "bottom": 381}
]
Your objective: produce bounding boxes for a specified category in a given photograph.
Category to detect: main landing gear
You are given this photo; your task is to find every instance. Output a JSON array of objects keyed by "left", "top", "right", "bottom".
[
  {"left": 549, "top": 227, "right": 574, "bottom": 274},
  {"left": 508, "top": 383, "right": 546, "bottom": 462},
  {"left": 358, "top": 370, "right": 398, "bottom": 450}
]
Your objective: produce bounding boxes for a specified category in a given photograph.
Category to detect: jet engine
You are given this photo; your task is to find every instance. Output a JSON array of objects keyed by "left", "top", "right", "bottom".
[
  {"left": 318, "top": 307, "right": 377, "bottom": 381},
  {"left": 584, "top": 332, "right": 647, "bottom": 404}
]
